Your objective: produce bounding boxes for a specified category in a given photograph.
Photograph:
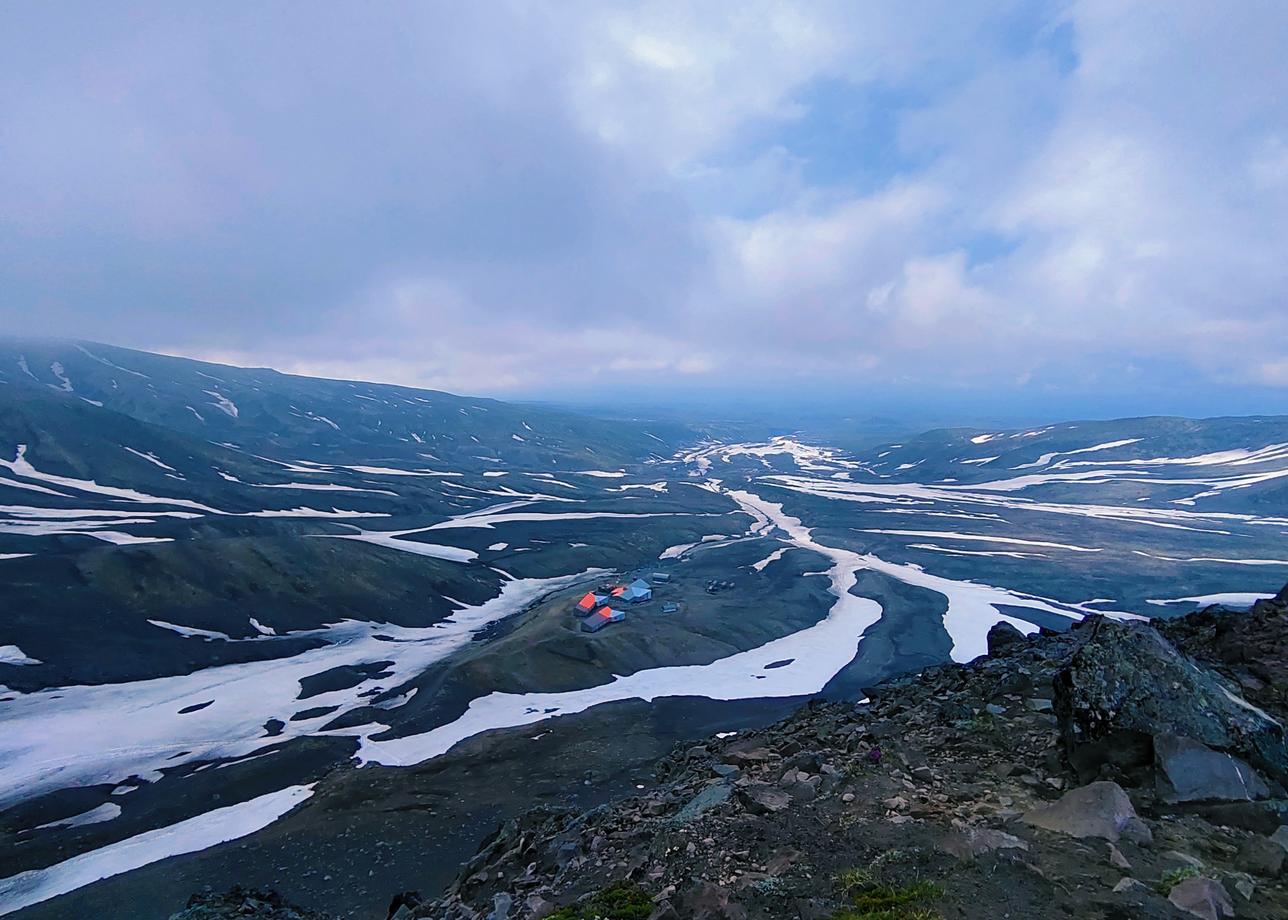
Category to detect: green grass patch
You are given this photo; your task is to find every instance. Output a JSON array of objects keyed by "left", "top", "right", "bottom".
[
  {"left": 1157, "top": 866, "right": 1201, "bottom": 895},
  {"left": 545, "top": 881, "right": 655, "bottom": 920},
  {"left": 831, "top": 870, "right": 942, "bottom": 920}
]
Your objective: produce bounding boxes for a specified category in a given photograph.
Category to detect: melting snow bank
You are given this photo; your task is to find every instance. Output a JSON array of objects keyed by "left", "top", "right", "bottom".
[
  {"left": 359, "top": 486, "right": 1107, "bottom": 767},
  {"left": 0, "top": 572, "right": 600, "bottom": 807},
  {"left": 0, "top": 645, "right": 40, "bottom": 666},
  {"left": 318, "top": 531, "right": 478, "bottom": 563},
  {"left": 751, "top": 546, "right": 788, "bottom": 572},
  {"left": 147, "top": 620, "right": 234, "bottom": 641},
  {"left": 0, "top": 785, "right": 315, "bottom": 917},
  {"left": 359, "top": 489, "right": 882, "bottom": 768},
  {"left": 1146, "top": 592, "right": 1273, "bottom": 608},
  {"left": 35, "top": 802, "right": 121, "bottom": 831},
  {"left": 859, "top": 529, "right": 1103, "bottom": 553},
  {"left": 729, "top": 491, "right": 1094, "bottom": 661}
]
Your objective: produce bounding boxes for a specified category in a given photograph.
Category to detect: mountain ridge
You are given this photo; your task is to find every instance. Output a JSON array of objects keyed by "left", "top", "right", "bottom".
[{"left": 0, "top": 337, "right": 696, "bottom": 467}]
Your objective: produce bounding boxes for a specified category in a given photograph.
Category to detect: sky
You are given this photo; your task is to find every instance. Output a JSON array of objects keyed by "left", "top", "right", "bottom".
[{"left": 3, "top": 2, "right": 1288, "bottom": 419}]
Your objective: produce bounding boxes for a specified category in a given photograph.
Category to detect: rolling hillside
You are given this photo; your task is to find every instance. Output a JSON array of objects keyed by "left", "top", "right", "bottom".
[{"left": 2, "top": 343, "right": 1286, "bottom": 919}]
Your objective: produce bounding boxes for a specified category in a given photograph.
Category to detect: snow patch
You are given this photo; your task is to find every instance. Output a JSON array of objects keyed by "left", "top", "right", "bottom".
[
  {"left": 1146, "top": 593, "right": 1272, "bottom": 608},
  {"left": 0, "top": 786, "right": 315, "bottom": 916},
  {"left": 48, "top": 362, "right": 73, "bottom": 392},
  {"left": 35, "top": 803, "right": 121, "bottom": 831},
  {"left": 202, "top": 390, "right": 239, "bottom": 419},
  {"left": 148, "top": 621, "right": 233, "bottom": 641},
  {"left": 124, "top": 448, "right": 177, "bottom": 473},
  {"left": 0, "top": 645, "right": 40, "bottom": 666}
]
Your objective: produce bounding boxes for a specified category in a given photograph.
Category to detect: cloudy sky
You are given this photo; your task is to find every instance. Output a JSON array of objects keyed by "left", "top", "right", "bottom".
[{"left": 4, "top": 2, "right": 1287, "bottom": 416}]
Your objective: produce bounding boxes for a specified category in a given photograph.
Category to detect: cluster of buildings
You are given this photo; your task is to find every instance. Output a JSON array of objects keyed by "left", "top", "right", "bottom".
[{"left": 571, "top": 573, "right": 674, "bottom": 633}]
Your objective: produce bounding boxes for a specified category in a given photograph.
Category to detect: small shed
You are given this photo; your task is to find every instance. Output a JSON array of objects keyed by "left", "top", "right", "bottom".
[
  {"left": 651, "top": 572, "right": 672, "bottom": 583},
  {"left": 662, "top": 602, "right": 679, "bottom": 613}
]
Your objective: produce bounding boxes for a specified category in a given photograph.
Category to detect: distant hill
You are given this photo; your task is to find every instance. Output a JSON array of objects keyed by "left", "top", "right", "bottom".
[{"left": 0, "top": 338, "right": 693, "bottom": 468}]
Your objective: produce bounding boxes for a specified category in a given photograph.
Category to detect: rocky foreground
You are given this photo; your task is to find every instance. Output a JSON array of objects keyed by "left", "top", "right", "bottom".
[{"left": 176, "top": 587, "right": 1288, "bottom": 920}]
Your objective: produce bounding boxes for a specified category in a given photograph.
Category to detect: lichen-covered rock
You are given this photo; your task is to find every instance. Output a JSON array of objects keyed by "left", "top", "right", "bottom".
[{"left": 1053, "top": 619, "right": 1288, "bottom": 785}]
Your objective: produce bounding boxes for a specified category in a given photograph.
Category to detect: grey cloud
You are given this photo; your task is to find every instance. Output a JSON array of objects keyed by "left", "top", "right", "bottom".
[
  {"left": 3, "top": 2, "right": 1287, "bottom": 409},
  {"left": 3, "top": 3, "right": 703, "bottom": 350}
]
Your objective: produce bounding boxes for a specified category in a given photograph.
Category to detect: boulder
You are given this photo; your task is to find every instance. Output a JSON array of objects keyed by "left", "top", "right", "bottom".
[
  {"left": 1184, "top": 799, "right": 1288, "bottom": 835},
  {"left": 386, "top": 892, "right": 422, "bottom": 920},
  {"left": 672, "top": 783, "right": 733, "bottom": 824},
  {"left": 648, "top": 901, "right": 681, "bottom": 920},
  {"left": 485, "top": 892, "right": 512, "bottom": 920},
  {"left": 680, "top": 882, "right": 747, "bottom": 920},
  {"left": 1167, "top": 877, "right": 1234, "bottom": 920},
  {"left": 1022, "top": 781, "right": 1152, "bottom": 844},
  {"left": 1053, "top": 620, "right": 1288, "bottom": 786},
  {"left": 986, "top": 621, "right": 1027, "bottom": 656},
  {"left": 1111, "top": 877, "right": 1149, "bottom": 896},
  {"left": 1236, "top": 834, "right": 1285, "bottom": 877},
  {"left": 1272, "top": 825, "right": 1288, "bottom": 853},
  {"left": 736, "top": 783, "right": 790, "bottom": 815},
  {"left": 938, "top": 828, "right": 1029, "bottom": 861},
  {"left": 1155, "top": 733, "right": 1271, "bottom": 804},
  {"left": 724, "top": 747, "right": 772, "bottom": 767}
]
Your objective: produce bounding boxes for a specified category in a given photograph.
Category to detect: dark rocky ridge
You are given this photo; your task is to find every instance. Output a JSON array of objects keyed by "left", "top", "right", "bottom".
[{"left": 180, "top": 587, "right": 1288, "bottom": 920}]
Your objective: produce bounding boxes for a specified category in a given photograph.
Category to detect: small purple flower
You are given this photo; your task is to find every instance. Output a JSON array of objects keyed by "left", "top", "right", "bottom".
[{"left": 866, "top": 746, "right": 883, "bottom": 764}]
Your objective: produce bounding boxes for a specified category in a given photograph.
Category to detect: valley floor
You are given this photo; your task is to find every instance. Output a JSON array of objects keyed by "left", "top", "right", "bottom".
[{"left": 4, "top": 420, "right": 1288, "bottom": 918}]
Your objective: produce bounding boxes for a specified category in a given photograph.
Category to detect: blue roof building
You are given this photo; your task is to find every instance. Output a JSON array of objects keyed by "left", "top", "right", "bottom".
[{"left": 621, "top": 578, "right": 652, "bottom": 603}]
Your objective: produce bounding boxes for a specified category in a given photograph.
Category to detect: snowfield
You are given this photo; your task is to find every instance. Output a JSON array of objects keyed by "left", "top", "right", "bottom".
[{"left": 0, "top": 572, "right": 602, "bottom": 807}]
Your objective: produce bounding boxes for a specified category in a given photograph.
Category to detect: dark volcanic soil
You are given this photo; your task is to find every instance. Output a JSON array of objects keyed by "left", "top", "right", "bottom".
[{"left": 11, "top": 695, "right": 811, "bottom": 920}]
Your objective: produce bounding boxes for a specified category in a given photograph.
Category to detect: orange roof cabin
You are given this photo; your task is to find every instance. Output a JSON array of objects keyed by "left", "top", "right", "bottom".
[
  {"left": 581, "top": 606, "right": 625, "bottom": 632},
  {"left": 573, "top": 592, "right": 598, "bottom": 617},
  {"left": 610, "top": 585, "right": 627, "bottom": 598}
]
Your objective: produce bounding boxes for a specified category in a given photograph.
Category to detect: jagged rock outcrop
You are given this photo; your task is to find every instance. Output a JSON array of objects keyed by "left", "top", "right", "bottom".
[{"left": 1054, "top": 618, "right": 1288, "bottom": 793}]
